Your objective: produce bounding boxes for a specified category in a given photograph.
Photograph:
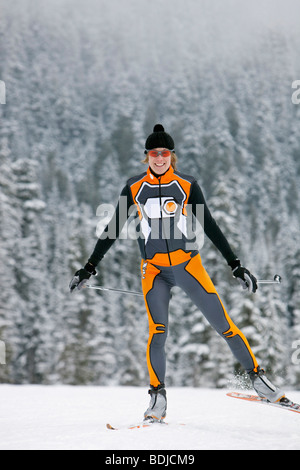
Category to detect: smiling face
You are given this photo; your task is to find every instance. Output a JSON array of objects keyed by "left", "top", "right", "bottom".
[{"left": 148, "top": 148, "right": 172, "bottom": 175}]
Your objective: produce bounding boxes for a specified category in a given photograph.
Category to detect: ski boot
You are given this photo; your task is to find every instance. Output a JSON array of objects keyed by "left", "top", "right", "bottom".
[
  {"left": 249, "top": 367, "right": 285, "bottom": 403},
  {"left": 144, "top": 383, "right": 167, "bottom": 423}
]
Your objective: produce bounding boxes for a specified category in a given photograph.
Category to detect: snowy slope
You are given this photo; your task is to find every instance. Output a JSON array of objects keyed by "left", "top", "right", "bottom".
[{"left": 0, "top": 385, "right": 299, "bottom": 450}]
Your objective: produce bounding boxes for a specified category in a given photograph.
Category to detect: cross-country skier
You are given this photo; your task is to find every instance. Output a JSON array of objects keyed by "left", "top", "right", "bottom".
[{"left": 70, "top": 124, "right": 289, "bottom": 422}]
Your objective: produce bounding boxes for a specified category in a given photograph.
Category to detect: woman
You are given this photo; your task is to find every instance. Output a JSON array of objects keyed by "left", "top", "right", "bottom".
[{"left": 70, "top": 124, "right": 286, "bottom": 422}]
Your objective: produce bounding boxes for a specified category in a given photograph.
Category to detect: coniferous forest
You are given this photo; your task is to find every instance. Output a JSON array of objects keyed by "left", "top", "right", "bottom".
[{"left": 1, "top": 0, "right": 300, "bottom": 389}]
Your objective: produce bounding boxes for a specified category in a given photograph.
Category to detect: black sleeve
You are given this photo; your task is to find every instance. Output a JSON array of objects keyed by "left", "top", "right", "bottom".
[
  {"left": 188, "top": 181, "right": 238, "bottom": 264},
  {"left": 88, "top": 185, "right": 133, "bottom": 267}
]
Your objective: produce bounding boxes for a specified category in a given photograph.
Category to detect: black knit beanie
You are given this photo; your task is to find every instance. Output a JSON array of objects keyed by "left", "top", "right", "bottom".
[{"left": 144, "top": 124, "right": 175, "bottom": 154}]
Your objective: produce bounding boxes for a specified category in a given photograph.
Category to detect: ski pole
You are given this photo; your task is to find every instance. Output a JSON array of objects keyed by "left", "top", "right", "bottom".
[
  {"left": 256, "top": 274, "right": 282, "bottom": 285},
  {"left": 84, "top": 284, "right": 144, "bottom": 297}
]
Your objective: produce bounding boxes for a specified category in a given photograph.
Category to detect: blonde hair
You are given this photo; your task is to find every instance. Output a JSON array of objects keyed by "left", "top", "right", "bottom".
[{"left": 142, "top": 151, "right": 178, "bottom": 170}]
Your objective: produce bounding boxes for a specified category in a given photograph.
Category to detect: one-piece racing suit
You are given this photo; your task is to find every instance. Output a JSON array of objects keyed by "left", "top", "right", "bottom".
[{"left": 88, "top": 166, "right": 258, "bottom": 387}]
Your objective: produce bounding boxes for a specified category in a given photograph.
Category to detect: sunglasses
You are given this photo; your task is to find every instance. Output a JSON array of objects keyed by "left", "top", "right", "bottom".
[{"left": 148, "top": 149, "right": 172, "bottom": 158}]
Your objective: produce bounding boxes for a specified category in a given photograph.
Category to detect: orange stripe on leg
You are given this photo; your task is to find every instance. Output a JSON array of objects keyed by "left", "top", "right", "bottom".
[
  {"left": 141, "top": 261, "right": 164, "bottom": 387},
  {"left": 185, "top": 254, "right": 259, "bottom": 371}
]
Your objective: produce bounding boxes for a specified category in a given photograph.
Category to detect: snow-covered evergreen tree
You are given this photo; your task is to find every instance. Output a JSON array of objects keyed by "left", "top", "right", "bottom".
[{"left": 1, "top": 0, "right": 300, "bottom": 388}]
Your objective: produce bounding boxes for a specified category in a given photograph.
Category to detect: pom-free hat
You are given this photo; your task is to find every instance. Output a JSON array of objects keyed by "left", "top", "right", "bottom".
[{"left": 144, "top": 124, "right": 175, "bottom": 154}]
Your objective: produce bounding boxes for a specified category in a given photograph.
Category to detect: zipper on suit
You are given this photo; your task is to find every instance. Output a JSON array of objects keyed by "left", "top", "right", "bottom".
[{"left": 158, "top": 176, "right": 172, "bottom": 266}]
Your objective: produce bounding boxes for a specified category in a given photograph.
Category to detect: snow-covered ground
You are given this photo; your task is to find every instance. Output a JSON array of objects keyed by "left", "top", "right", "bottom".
[{"left": 0, "top": 385, "right": 299, "bottom": 450}]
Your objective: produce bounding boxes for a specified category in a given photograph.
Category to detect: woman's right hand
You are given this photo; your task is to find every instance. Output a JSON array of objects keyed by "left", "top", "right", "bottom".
[{"left": 69, "top": 262, "right": 97, "bottom": 292}]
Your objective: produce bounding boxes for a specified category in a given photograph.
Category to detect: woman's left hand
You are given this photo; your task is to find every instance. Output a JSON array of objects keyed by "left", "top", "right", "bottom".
[{"left": 229, "top": 260, "right": 258, "bottom": 293}]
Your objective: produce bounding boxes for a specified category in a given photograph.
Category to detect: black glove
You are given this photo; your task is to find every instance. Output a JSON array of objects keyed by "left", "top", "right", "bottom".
[
  {"left": 69, "top": 262, "right": 97, "bottom": 292},
  {"left": 229, "top": 259, "right": 257, "bottom": 293}
]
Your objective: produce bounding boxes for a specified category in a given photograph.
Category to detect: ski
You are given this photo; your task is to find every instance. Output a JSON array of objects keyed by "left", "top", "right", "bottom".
[
  {"left": 227, "top": 391, "right": 300, "bottom": 414},
  {"left": 106, "top": 420, "right": 168, "bottom": 431}
]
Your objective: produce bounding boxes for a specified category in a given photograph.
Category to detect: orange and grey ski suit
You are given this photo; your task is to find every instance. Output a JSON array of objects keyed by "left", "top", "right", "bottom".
[{"left": 89, "top": 166, "right": 258, "bottom": 387}]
